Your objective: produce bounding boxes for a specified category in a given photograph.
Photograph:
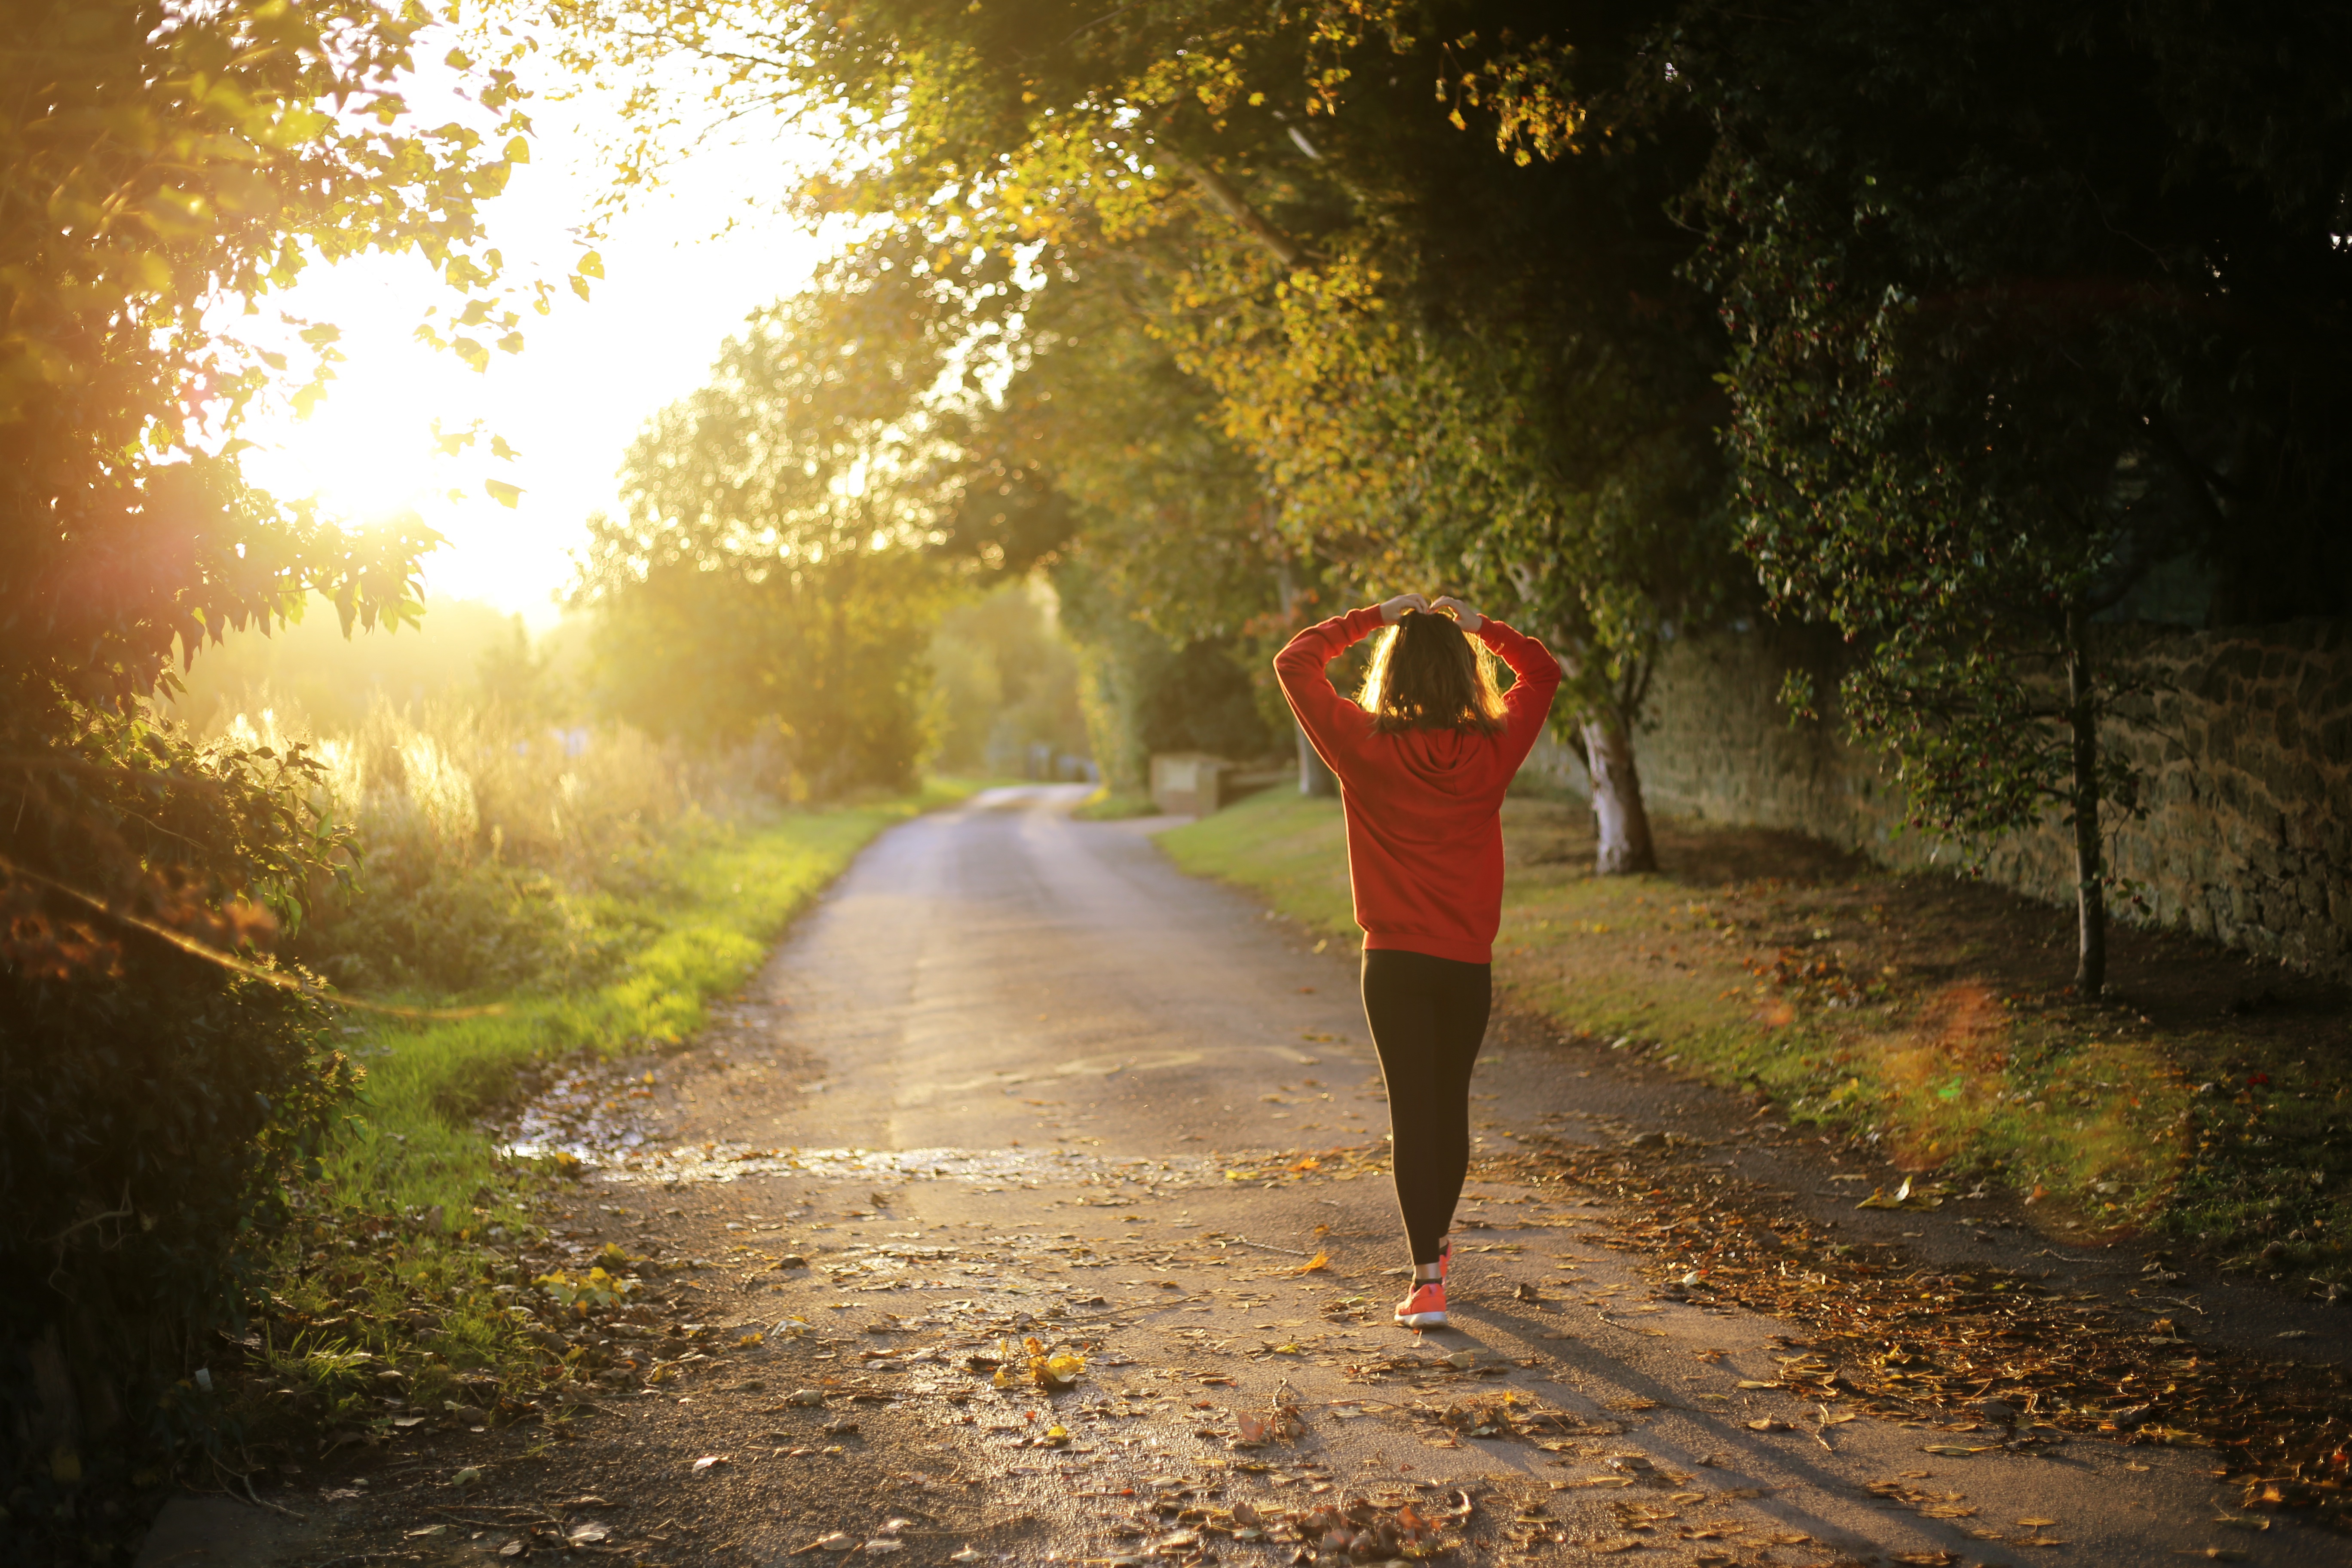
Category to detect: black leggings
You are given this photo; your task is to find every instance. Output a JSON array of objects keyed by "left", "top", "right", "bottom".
[{"left": 1360, "top": 949, "right": 1492, "bottom": 1266}]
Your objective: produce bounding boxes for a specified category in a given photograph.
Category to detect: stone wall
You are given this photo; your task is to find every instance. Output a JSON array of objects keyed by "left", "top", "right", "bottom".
[{"left": 1523, "top": 619, "right": 2352, "bottom": 981}]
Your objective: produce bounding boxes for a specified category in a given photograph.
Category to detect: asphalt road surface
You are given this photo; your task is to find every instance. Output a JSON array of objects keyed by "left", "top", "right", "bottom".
[{"left": 142, "top": 785, "right": 2340, "bottom": 1568}]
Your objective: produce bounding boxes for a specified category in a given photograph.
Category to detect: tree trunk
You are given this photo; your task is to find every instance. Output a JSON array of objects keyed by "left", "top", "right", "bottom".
[
  {"left": 1274, "top": 555, "right": 1338, "bottom": 798},
  {"left": 1297, "top": 722, "right": 1338, "bottom": 797},
  {"left": 2064, "top": 605, "right": 2107, "bottom": 995},
  {"left": 1581, "top": 710, "right": 1657, "bottom": 874}
]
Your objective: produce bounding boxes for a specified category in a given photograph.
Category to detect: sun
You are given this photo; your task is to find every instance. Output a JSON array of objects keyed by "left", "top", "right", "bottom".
[{"left": 232, "top": 252, "right": 486, "bottom": 526}]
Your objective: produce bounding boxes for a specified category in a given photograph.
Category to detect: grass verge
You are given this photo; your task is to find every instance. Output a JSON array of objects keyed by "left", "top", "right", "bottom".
[
  {"left": 1072, "top": 787, "right": 1161, "bottom": 821},
  {"left": 1159, "top": 788, "right": 2352, "bottom": 1291},
  {"left": 231, "top": 782, "right": 977, "bottom": 1452}
]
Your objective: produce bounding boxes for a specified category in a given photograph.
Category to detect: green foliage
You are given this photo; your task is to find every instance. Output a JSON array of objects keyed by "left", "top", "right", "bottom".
[
  {"left": 1057, "top": 560, "right": 1282, "bottom": 791},
  {"left": 928, "top": 581, "right": 1090, "bottom": 778},
  {"left": 0, "top": 957, "right": 351, "bottom": 1544},
  {"left": 539, "top": 2, "right": 1740, "bottom": 865},
  {"left": 576, "top": 287, "right": 957, "bottom": 798},
  {"left": 4, "top": 0, "right": 539, "bottom": 722},
  {"left": 0, "top": 1, "right": 554, "bottom": 1523},
  {"left": 1672, "top": 0, "right": 2352, "bottom": 987}
]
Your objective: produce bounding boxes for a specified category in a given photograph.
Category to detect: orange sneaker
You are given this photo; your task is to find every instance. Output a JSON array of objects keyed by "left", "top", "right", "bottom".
[{"left": 1394, "top": 1280, "right": 1448, "bottom": 1329}]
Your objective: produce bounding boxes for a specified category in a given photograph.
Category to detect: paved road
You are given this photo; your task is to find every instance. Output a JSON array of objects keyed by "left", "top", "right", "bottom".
[
  {"left": 142, "top": 786, "right": 2337, "bottom": 1567},
  {"left": 723, "top": 783, "right": 1372, "bottom": 1155},
  {"left": 603, "top": 786, "right": 2328, "bottom": 1568}
]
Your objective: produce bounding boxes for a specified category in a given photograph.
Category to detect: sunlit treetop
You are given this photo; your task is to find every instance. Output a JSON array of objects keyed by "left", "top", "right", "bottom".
[
  {"left": 524, "top": 2, "right": 1590, "bottom": 254},
  {"left": 0, "top": 0, "right": 602, "bottom": 712},
  {"left": 0, "top": 0, "right": 610, "bottom": 964}
]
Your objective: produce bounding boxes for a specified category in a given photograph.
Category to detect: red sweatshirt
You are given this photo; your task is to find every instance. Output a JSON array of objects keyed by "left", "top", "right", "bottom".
[{"left": 1274, "top": 606, "right": 1563, "bottom": 965}]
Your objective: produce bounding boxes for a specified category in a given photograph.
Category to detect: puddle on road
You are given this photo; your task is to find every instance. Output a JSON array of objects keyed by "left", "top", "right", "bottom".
[{"left": 523, "top": 1139, "right": 1219, "bottom": 1190}]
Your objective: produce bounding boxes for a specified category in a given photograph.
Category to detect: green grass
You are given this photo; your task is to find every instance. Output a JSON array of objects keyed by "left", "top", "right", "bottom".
[
  {"left": 1072, "top": 787, "right": 1162, "bottom": 821},
  {"left": 1157, "top": 790, "right": 1354, "bottom": 925},
  {"left": 237, "top": 783, "right": 978, "bottom": 1442},
  {"left": 1158, "top": 790, "right": 2352, "bottom": 1283},
  {"left": 330, "top": 787, "right": 974, "bottom": 1215}
]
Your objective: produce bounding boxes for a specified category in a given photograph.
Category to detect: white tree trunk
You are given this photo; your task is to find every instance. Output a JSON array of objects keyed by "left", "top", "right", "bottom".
[
  {"left": 1582, "top": 712, "right": 1657, "bottom": 875},
  {"left": 1297, "top": 723, "right": 1337, "bottom": 797}
]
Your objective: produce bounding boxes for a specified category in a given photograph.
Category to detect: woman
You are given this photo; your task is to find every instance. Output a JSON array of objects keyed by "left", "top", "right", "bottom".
[{"left": 1274, "top": 592, "right": 1561, "bottom": 1329}]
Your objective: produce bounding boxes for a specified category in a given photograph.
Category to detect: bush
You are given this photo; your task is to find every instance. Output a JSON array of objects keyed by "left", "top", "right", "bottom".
[
  {"left": 0, "top": 950, "right": 350, "bottom": 1552},
  {"left": 214, "top": 697, "right": 703, "bottom": 998}
]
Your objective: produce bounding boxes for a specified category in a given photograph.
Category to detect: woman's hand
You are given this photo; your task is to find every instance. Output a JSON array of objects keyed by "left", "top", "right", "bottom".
[
  {"left": 1431, "top": 595, "right": 1483, "bottom": 632},
  {"left": 1378, "top": 592, "right": 1430, "bottom": 625}
]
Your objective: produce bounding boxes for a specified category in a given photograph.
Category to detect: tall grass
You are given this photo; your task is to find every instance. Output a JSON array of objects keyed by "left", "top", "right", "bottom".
[{"left": 218, "top": 694, "right": 707, "bottom": 998}]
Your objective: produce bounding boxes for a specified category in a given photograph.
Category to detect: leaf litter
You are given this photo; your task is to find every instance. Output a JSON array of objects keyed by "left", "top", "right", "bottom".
[{"left": 1470, "top": 1131, "right": 2352, "bottom": 1530}]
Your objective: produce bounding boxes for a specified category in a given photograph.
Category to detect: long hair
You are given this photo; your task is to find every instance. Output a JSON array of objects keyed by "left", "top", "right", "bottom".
[{"left": 1357, "top": 609, "right": 1507, "bottom": 735}]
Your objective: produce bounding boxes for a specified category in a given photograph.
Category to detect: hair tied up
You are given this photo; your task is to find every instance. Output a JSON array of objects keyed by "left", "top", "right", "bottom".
[{"left": 1357, "top": 607, "right": 1507, "bottom": 735}]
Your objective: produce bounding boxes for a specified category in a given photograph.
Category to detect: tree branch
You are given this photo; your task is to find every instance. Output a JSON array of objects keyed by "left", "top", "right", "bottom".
[{"left": 1154, "top": 146, "right": 1309, "bottom": 272}]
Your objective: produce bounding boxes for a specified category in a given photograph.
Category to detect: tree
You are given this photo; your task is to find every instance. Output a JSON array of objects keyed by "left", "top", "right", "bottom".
[
  {"left": 1, "top": 0, "right": 544, "bottom": 1519},
  {"left": 576, "top": 282, "right": 958, "bottom": 796},
  {"left": 1671, "top": 0, "right": 2352, "bottom": 992},
  {"left": 983, "top": 275, "right": 1294, "bottom": 790},
  {"left": 537, "top": 0, "right": 1741, "bottom": 872}
]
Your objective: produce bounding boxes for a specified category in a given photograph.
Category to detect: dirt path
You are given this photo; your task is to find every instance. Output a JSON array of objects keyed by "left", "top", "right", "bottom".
[{"left": 142, "top": 787, "right": 2343, "bottom": 1567}]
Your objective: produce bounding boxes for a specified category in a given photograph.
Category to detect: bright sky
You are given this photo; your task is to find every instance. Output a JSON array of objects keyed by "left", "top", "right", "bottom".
[{"left": 237, "top": 77, "right": 830, "bottom": 627}]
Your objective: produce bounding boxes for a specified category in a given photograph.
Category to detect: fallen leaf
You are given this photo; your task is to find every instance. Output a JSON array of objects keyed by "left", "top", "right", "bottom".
[
  {"left": 1745, "top": 1418, "right": 1792, "bottom": 1433},
  {"left": 568, "top": 1524, "right": 611, "bottom": 1545},
  {"left": 1293, "top": 1251, "right": 1330, "bottom": 1274},
  {"left": 864, "top": 1542, "right": 905, "bottom": 1555},
  {"left": 2014, "top": 1519, "right": 2059, "bottom": 1529},
  {"left": 692, "top": 1455, "right": 729, "bottom": 1472}
]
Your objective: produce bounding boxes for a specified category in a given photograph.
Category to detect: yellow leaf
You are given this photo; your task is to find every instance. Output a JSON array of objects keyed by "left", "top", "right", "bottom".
[
  {"left": 1292, "top": 1250, "right": 1329, "bottom": 1274},
  {"left": 484, "top": 479, "right": 522, "bottom": 508}
]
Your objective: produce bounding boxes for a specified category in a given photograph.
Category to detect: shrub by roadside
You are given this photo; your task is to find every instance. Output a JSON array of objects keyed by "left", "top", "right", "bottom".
[{"left": 1160, "top": 790, "right": 2352, "bottom": 1292}]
